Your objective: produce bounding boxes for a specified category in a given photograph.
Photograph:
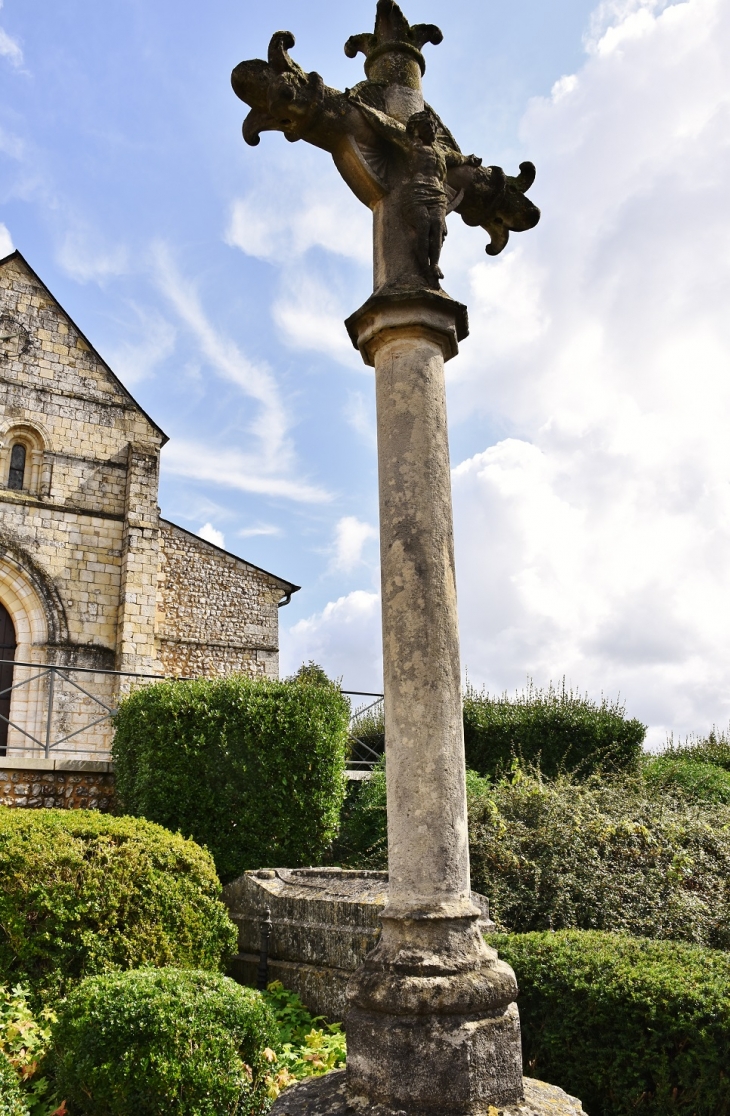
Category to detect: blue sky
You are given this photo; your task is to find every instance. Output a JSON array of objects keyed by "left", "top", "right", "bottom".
[{"left": 3, "top": 0, "right": 730, "bottom": 743}]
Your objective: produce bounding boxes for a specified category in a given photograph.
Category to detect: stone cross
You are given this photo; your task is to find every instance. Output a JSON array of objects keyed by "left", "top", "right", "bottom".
[{"left": 232, "top": 4, "right": 542, "bottom": 1114}]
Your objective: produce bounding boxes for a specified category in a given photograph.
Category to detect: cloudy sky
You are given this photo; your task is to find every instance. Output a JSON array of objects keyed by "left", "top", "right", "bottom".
[{"left": 1, "top": 0, "right": 729, "bottom": 744}]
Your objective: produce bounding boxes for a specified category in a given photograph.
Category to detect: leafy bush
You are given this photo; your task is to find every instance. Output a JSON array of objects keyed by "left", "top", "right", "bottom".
[
  {"left": 0, "top": 985, "right": 59, "bottom": 1116},
  {"left": 495, "top": 930, "right": 730, "bottom": 1116},
  {"left": 261, "top": 982, "right": 346, "bottom": 1101},
  {"left": 463, "top": 682, "right": 645, "bottom": 779},
  {"left": 338, "top": 766, "right": 730, "bottom": 946},
  {"left": 52, "top": 969, "right": 276, "bottom": 1116},
  {"left": 331, "top": 757, "right": 388, "bottom": 869},
  {"left": 0, "top": 808, "right": 236, "bottom": 1000},
  {"left": 469, "top": 773, "right": 730, "bottom": 945},
  {"left": 641, "top": 753, "right": 730, "bottom": 804},
  {"left": 113, "top": 675, "right": 350, "bottom": 883},
  {"left": 660, "top": 727, "right": 730, "bottom": 771},
  {"left": 0, "top": 1051, "right": 24, "bottom": 1116}
]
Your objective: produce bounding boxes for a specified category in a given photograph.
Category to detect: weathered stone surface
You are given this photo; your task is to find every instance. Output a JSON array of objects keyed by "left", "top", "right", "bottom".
[
  {"left": 230, "top": 5, "right": 554, "bottom": 1113},
  {"left": 270, "top": 1071, "right": 586, "bottom": 1116},
  {"left": 231, "top": 1, "right": 540, "bottom": 294},
  {"left": 224, "top": 868, "right": 494, "bottom": 1019},
  {"left": 0, "top": 757, "right": 114, "bottom": 811}
]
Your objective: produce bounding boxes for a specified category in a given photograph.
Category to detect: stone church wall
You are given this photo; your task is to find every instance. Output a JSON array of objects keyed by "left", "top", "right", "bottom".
[
  {"left": 156, "top": 520, "right": 285, "bottom": 679},
  {"left": 0, "top": 251, "right": 297, "bottom": 768}
]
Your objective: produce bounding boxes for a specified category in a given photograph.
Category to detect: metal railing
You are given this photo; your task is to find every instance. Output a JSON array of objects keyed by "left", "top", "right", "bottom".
[
  {"left": 0, "top": 664, "right": 386, "bottom": 769},
  {"left": 344, "top": 690, "right": 384, "bottom": 772},
  {"left": 0, "top": 658, "right": 166, "bottom": 759}
]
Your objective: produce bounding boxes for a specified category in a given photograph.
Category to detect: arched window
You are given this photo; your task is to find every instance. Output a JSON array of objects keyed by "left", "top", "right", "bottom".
[{"left": 7, "top": 443, "right": 26, "bottom": 490}]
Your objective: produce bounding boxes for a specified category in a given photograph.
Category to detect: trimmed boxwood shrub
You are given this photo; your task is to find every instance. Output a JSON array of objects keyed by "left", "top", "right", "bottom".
[
  {"left": 0, "top": 808, "right": 236, "bottom": 999},
  {"left": 113, "top": 675, "right": 350, "bottom": 882},
  {"left": 0, "top": 1052, "right": 24, "bottom": 1116},
  {"left": 52, "top": 968, "right": 276, "bottom": 1116},
  {"left": 469, "top": 773, "right": 730, "bottom": 946},
  {"left": 495, "top": 930, "right": 730, "bottom": 1116},
  {"left": 463, "top": 682, "right": 645, "bottom": 779}
]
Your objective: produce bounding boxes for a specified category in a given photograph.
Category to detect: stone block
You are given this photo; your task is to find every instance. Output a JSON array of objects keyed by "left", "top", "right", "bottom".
[{"left": 223, "top": 869, "right": 494, "bottom": 1020}]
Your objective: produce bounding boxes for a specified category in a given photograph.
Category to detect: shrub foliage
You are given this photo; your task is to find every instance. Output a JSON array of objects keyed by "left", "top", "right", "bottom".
[
  {"left": 0, "top": 808, "right": 236, "bottom": 999},
  {"left": 463, "top": 682, "right": 645, "bottom": 779},
  {"left": 469, "top": 773, "right": 730, "bottom": 946},
  {"left": 0, "top": 1051, "right": 24, "bottom": 1116},
  {"left": 496, "top": 930, "right": 730, "bottom": 1116},
  {"left": 338, "top": 767, "right": 730, "bottom": 947},
  {"left": 52, "top": 969, "right": 276, "bottom": 1116},
  {"left": 113, "top": 676, "right": 350, "bottom": 883}
]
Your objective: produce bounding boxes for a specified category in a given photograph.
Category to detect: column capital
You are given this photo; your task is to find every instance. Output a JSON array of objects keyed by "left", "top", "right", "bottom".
[{"left": 345, "top": 289, "right": 469, "bottom": 367}]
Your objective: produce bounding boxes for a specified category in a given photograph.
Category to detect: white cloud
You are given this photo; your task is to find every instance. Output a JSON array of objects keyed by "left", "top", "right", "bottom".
[
  {"left": 162, "top": 439, "right": 331, "bottom": 504},
  {"left": 0, "top": 222, "right": 13, "bottom": 257},
  {"left": 330, "top": 516, "right": 378, "bottom": 573},
  {"left": 445, "top": 0, "right": 730, "bottom": 739},
  {"left": 0, "top": 3, "right": 22, "bottom": 68},
  {"left": 237, "top": 523, "right": 282, "bottom": 538},
  {"left": 153, "top": 242, "right": 292, "bottom": 471},
  {"left": 272, "top": 271, "right": 362, "bottom": 366},
  {"left": 345, "top": 390, "right": 377, "bottom": 448},
  {"left": 56, "top": 227, "right": 128, "bottom": 283},
  {"left": 226, "top": 172, "right": 370, "bottom": 267},
  {"left": 197, "top": 522, "right": 225, "bottom": 549},
  {"left": 225, "top": 155, "right": 371, "bottom": 369},
  {"left": 281, "top": 590, "right": 382, "bottom": 690},
  {"left": 105, "top": 306, "right": 176, "bottom": 386}
]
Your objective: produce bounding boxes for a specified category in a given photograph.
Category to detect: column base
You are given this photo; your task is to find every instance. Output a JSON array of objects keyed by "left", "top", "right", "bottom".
[
  {"left": 269, "top": 1071, "right": 586, "bottom": 1116},
  {"left": 342, "top": 911, "right": 523, "bottom": 1112}
]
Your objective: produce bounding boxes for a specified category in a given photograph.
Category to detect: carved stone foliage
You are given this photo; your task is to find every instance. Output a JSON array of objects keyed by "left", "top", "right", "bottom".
[{"left": 231, "top": 0, "right": 540, "bottom": 289}]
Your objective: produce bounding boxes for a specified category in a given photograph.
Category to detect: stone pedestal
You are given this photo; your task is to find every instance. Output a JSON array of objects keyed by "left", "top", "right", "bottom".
[
  {"left": 270, "top": 1071, "right": 587, "bottom": 1116},
  {"left": 342, "top": 290, "right": 523, "bottom": 1114}
]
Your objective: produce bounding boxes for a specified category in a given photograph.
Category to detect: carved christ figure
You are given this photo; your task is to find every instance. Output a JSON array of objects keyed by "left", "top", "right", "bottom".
[
  {"left": 231, "top": 1, "right": 540, "bottom": 294},
  {"left": 352, "top": 101, "right": 483, "bottom": 286}
]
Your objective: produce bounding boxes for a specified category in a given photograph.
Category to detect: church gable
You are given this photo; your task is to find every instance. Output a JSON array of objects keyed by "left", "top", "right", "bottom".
[{"left": 0, "top": 251, "right": 165, "bottom": 459}]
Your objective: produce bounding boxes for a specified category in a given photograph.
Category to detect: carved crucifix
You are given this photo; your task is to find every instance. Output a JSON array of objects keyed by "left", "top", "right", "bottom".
[
  {"left": 231, "top": 6, "right": 550, "bottom": 1116},
  {"left": 232, "top": 0, "right": 539, "bottom": 295}
]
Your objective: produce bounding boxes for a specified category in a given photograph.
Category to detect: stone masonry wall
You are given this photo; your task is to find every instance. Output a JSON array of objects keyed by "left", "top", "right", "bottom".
[
  {"left": 0, "top": 758, "right": 114, "bottom": 811},
  {"left": 156, "top": 520, "right": 290, "bottom": 679},
  {"left": 0, "top": 252, "right": 296, "bottom": 763}
]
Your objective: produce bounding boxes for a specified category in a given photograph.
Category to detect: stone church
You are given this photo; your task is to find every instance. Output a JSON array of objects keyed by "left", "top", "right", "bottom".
[{"left": 0, "top": 250, "right": 298, "bottom": 761}]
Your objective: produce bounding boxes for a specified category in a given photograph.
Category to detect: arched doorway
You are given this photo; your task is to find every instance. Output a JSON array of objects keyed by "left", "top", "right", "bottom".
[{"left": 0, "top": 602, "right": 16, "bottom": 756}]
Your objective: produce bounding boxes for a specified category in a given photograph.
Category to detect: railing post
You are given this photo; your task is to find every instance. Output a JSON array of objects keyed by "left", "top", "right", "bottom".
[{"left": 45, "top": 667, "right": 55, "bottom": 759}]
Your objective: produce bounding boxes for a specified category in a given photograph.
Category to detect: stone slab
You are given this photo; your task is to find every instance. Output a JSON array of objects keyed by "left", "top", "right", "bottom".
[
  {"left": 0, "top": 755, "right": 113, "bottom": 772},
  {"left": 270, "top": 1071, "right": 586, "bottom": 1116}
]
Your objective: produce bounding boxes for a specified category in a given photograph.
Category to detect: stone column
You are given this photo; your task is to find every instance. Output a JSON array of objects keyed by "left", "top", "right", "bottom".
[{"left": 343, "top": 290, "right": 523, "bottom": 1115}]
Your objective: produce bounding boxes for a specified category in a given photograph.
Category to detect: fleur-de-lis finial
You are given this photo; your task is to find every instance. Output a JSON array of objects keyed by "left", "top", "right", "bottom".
[{"left": 345, "top": 0, "right": 443, "bottom": 78}]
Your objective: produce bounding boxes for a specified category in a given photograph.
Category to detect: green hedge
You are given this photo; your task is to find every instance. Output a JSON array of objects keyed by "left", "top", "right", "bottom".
[
  {"left": 113, "top": 675, "right": 349, "bottom": 883},
  {"left": 463, "top": 682, "right": 645, "bottom": 779},
  {"left": 495, "top": 930, "right": 730, "bottom": 1116},
  {"left": 0, "top": 809, "right": 236, "bottom": 1000},
  {"left": 337, "top": 767, "right": 730, "bottom": 947},
  {"left": 53, "top": 969, "right": 275, "bottom": 1116},
  {"left": 641, "top": 754, "right": 730, "bottom": 804},
  {"left": 469, "top": 773, "right": 730, "bottom": 946}
]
